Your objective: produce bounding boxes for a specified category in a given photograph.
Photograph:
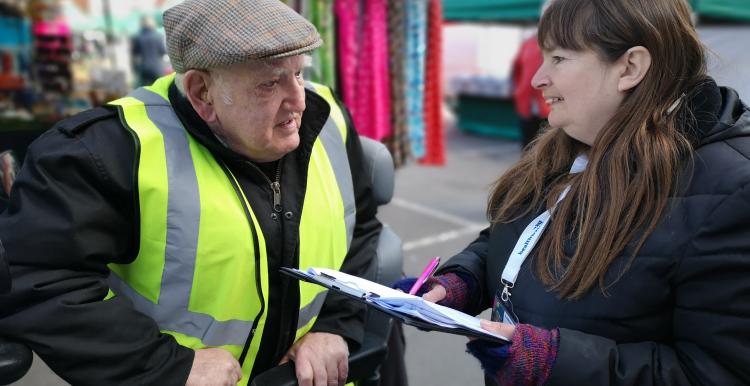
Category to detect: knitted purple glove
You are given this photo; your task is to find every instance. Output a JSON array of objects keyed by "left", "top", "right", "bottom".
[
  {"left": 467, "top": 324, "right": 559, "bottom": 386},
  {"left": 466, "top": 337, "right": 512, "bottom": 375},
  {"left": 391, "top": 273, "right": 470, "bottom": 310}
]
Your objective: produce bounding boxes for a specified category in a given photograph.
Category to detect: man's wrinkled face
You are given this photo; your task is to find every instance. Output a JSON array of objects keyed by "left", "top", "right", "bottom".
[{"left": 207, "top": 56, "right": 306, "bottom": 162}]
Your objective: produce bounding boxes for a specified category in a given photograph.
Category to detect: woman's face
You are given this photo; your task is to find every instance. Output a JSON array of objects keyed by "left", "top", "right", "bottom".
[{"left": 531, "top": 47, "right": 625, "bottom": 145}]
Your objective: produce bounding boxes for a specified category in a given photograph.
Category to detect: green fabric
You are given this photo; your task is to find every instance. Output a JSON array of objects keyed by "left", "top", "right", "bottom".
[
  {"left": 304, "top": 0, "right": 337, "bottom": 90},
  {"left": 443, "top": 0, "right": 750, "bottom": 22}
]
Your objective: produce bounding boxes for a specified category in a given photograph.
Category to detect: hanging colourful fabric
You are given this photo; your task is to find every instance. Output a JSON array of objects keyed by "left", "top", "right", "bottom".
[
  {"left": 309, "top": 0, "right": 337, "bottom": 90},
  {"left": 334, "top": 0, "right": 359, "bottom": 111},
  {"left": 360, "top": 0, "right": 392, "bottom": 141},
  {"left": 419, "top": 0, "right": 445, "bottom": 165},
  {"left": 384, "top": 0, "right": 411, "bottom": 167},
  {"left": 334, "top": 0, "right": 392, "bottom": 141},
  {"left": 405, "top": 0, "right": 427, "bottom": 159},
  {"left": 352, "top": 0, "right": 375, "bottom": 138}
]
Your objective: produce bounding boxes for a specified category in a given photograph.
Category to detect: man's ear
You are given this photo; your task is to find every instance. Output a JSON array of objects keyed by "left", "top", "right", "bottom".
[
  {"left": 617, "top": 46, "right": 651, "bottom": 92},
  {"left": 183, "top": 69, "right": 217, "bottom": 123}
]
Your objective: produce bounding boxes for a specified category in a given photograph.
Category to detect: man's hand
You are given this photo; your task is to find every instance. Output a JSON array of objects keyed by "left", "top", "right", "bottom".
[
  {"left": 279, "top": 332, "right": 349, "bottom": 386},
  {"left": 186, "top": 348, "right": 242, "bottom": 386}
]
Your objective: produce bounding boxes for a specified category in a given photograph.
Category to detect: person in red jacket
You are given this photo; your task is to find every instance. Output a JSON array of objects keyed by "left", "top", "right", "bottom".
[{"left": 511, "top": 33, "right": 551, "bottom": 148}]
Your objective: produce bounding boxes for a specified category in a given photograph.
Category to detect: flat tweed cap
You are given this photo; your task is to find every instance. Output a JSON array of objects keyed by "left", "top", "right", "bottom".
[{"left": 163, "top": 0, "right": 322, "bottom": 73}]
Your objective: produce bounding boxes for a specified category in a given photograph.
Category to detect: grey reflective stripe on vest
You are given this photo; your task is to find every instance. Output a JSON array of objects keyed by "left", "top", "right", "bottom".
[
  {"left": 307, "top": 84, "right": 356, "bottom": 248},
  {"left": 319, "top": 118, "right": 356, "bottom": 248},
  {"left": 108, "top": 87, "right": 253, "bottom": 347},
  {"left": 297, "top": 290, "right": 329, "bottom": 329}
]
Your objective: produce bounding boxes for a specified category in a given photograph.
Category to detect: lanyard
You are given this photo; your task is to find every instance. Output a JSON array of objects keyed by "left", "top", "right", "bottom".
[{"left": 499, "top": 154, "right": 588, "bottom": 301}]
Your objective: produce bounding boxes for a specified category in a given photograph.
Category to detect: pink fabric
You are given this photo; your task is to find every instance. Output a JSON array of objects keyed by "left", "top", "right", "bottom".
[
  {"left": 364, "top": 0, "right": 392, "bottom": 141},
  {"left": 33, "top": 19, "right": 71, "bottom": 37},
  {"left": 335, "top": 0, "right": 392, "bottom": 141},
  {"left": 334, "top": 0, "right": 358, "bottom": 115},
  {"left": 33, "top": 19, "right": 72, "bottom": 50}
]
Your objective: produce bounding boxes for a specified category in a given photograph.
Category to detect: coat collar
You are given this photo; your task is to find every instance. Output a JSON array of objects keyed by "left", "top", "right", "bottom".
[{"left": 682, "top": 78, "right": 750, "bottom": 146}]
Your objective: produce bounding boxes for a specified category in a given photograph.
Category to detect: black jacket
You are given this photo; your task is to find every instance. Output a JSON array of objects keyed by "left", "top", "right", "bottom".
[
  {"left": 442, "top": 80, "right": 750, "bottom": 385},
  {"left": 0, "top": 82, "right": 381, "bottom": 385},
  {"left": 131, "top": 27, "right": 166, "bottom": 80},
  {"left": 0, "top": 251, "right": 8, "bottom": 294}
]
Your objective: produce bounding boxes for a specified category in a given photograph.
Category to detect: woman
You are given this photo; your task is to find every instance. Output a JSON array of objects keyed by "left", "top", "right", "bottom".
[{"left": 397, "top": 0, "right": 750, "bottom": 384}]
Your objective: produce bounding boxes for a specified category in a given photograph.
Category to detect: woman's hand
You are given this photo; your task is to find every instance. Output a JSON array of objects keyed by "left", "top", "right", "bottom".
[
  {"left": 391, "top": 277, "right": 445, "bottom": 302},
  {"left": 467, "top": 323, "right": 560, "bottom": 386},
  {"left": 478, "top": 319, "right": 516, "bottom": 339},
  {"left": 391, "top": 273, "right": 469, "bottom": 310},
  {"left": 422, "top": 284, "right": 446, "bottom": 303}
]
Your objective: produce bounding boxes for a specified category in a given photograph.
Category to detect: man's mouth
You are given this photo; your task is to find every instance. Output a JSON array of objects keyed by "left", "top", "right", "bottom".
[
  {"left": 545, "top": 96, "right": 564, "bottom": 105},
  {"left": 277, "top": 118, "right": 295, "bottom": 127}
]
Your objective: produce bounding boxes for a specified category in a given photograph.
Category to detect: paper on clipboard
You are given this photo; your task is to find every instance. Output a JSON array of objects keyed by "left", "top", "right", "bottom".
[{"left": 285, "top": 267, "right": 508, "bottom": 342}]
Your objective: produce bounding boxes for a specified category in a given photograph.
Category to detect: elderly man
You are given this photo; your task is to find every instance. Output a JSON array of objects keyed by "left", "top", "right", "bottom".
[{"left": 0, "top": 1, "right": 380, "bottom": 385}]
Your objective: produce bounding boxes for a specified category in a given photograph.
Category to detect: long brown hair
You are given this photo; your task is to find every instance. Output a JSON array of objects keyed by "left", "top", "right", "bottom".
[{"left": 488, "top": 0, "right": 707, "bottom": 299}]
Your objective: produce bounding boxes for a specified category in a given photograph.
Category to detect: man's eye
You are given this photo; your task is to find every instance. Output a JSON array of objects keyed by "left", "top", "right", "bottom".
[
  {"left": 261, "top": 80, "right": 279, "bottom": 88},
  {"left": 295, "top": 71, "right": 303, "bottom": 79},
  {"left": 552, "top": 56, "right": 565, "bottom": 64}
]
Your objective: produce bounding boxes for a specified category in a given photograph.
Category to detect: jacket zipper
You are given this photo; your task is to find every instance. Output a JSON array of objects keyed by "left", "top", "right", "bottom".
[
  {"left": 235, "top": 157, "right": 285, "bottom": 379},
  {"left": 244, "top": 159, "right": 283, "bottom": 213}
]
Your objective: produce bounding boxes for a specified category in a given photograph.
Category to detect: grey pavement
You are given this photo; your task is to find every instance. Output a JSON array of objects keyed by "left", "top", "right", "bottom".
[{"left": 11, "top": 123, "right": 521, "bottom": 386}]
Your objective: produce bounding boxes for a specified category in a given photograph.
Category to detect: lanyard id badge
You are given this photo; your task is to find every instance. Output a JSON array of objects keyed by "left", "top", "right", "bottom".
[
  {"left": 492, "top": 287, "right": 519, "bottom": 324},
  {"left": 494, "top": 154, "right": 588, "bottom": 325}
]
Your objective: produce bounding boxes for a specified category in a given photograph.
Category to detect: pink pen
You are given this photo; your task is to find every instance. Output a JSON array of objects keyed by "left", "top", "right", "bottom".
[{"left": 408, "top": 257, "right": 441, "bottom": 295}]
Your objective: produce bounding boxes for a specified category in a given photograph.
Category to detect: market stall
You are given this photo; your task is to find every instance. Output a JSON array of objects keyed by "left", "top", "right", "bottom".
[
  {"left": 288, "top": 0, "right": 446, "bottom": 166},
  {"left": 0, "top": 0, "right": 158, "bottom": 160}
]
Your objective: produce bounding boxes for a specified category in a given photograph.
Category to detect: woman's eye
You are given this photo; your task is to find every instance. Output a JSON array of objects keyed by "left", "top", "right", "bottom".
[
  {"left": 295, "top": 71, "right": 303, "bottom": 79},
  {"left": 552, "top": 56, "right": 565, "bottom": 64}
]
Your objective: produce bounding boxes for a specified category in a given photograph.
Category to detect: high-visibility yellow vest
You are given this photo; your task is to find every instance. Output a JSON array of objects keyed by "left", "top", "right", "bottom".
[{"left": 106, "top": 74, "right": 356, "bottom": 381}]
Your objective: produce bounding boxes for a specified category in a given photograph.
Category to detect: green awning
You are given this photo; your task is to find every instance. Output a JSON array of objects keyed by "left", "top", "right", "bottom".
[
  {"left": 443, "top": 0, "right": 543, "bottom": 22},
  {"left": 693, "top": 0, "right": 750, "bottom": 22},
  {"left": 443, "top": 0, "right": 750, "bottom": 22}
]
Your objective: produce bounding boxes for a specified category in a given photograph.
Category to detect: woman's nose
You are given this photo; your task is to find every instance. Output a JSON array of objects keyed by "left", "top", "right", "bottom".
[{"left": 531, "top": 67, "right": 549, "bottom": 90}]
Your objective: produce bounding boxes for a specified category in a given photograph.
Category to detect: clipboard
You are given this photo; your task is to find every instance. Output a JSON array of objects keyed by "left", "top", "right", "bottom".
[{"left": 280, "top": 267, "right": 508, "bottom": 343}]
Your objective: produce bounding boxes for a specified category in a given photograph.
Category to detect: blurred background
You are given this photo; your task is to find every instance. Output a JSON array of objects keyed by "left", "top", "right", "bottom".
[{"left": 1, "top": 0, "right": 748, "bottom": 384}]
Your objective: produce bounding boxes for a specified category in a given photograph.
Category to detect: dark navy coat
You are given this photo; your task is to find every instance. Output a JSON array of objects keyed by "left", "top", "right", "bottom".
[{"left": 443, "top": 80, "right": 750, "bottom": 385}]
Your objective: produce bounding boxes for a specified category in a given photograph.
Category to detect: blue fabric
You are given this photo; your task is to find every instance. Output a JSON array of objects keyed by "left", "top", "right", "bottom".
[
  {"left": 405, "top": 0, "right": 427, "bottom": 158},
  {"left": 466, "top": 339, "right": 512, "bottom": 375},
  {"left": 391, "top": 277, "right": 429, "bottom": 296}
]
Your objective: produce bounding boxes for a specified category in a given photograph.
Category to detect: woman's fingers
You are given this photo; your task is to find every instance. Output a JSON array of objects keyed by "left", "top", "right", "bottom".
[
  {"left": 422, "top": 284, "right": 447, "bottom": 303},
  {"left": 479, "top": 319, "right": 516, "bottom": 339}
]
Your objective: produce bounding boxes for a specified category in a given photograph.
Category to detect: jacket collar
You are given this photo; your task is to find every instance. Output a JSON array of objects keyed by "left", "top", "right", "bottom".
[{"left": 682, "top": 78, "right": 750, "bottom": 146}]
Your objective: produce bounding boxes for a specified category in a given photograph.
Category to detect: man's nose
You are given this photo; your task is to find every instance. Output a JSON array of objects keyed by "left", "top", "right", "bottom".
[{"left": 285, "top": 81, "right": 306, "bottom": 113}]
